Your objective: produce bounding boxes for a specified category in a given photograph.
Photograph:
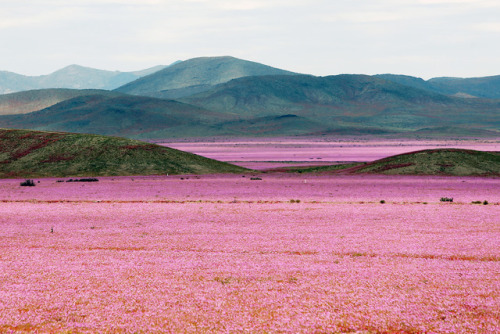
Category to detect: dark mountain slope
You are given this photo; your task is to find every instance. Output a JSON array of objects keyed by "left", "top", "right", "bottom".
[
  {"left": 115, "top": 56, "right": 297, "bottom": 98},
  {"left": 0, "top": 89, "right": 123, "bottom": 115},
  {"left": 0, "top": 95, "right": 238, "bottom": 139},
  {"left": 2, "top": 74, "right": 499, "bottom": 138},
  {"left": 376, "top": 74, "right": 500, "bottom": 99},
  {"left": 0, "top": 128, "right": 247, "bottom": 178},
  {"left": 182, "top": 74, "right": 500, "bottom": 132},
  {"left": 428, "top": 75, "right": 500, "bottom": 99},
  {"left": 374, "top": 74, "right": 438, "bottom": 94}
]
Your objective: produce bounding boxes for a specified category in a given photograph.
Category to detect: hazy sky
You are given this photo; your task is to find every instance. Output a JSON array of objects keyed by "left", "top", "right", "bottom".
[{"left": 1, "top": 0, "right": 499, "bottom": 78}]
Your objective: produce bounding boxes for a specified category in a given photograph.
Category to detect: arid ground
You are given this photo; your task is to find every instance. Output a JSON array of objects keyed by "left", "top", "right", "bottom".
[{"left": 1, "top": 138, "right": 499, "bottom": 333}]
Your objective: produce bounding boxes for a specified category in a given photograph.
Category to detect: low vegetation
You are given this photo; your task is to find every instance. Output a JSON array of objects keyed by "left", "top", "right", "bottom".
[
  {"left": 19, "top": 179, "right": 35, "bottom": 186},
  {"left": 297, "top": 149, "right": 500, "bottom": 176},
  {"left": 0, "top": 128, "right": 248, "bottom": 178},
  {"left": 350, "top": 149, "right": 500, "bottom": 176}
]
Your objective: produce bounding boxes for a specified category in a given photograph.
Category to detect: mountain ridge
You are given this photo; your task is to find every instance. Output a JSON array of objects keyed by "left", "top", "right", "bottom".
[
  {"left": 115, "top": 56, "right": 297, "bottom": 98},
  {"left": 376, "top": 74, "right": 500, "bottom": 99},
  {"left": 1, "top": 74, "right": 499, "bottom": 138},
  {"left": 0, "top": 89, "right": 124, "bottom": 115},
  {"left": 0, "top": 64, "right": 170, "bottom": 94}
]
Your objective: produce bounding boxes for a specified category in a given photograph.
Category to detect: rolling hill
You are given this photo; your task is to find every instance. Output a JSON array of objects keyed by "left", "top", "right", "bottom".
[
  {"left": 115, "top": 56, "right": 297, "bottom": 98},
  {"left": 0, "top": 128, "right": 247, "bottom": 178},
  {"left": 0, "top": 64, "right": 168, "bottom": 94},
  {"left": 350, "top": 149, "right": 500, "bottom": 176},
  {"left": 299, "top": 149, "right": 500, "bottom": 176},
  {"left": 0, "top": 89, "right": 123, "bottom": 115}
]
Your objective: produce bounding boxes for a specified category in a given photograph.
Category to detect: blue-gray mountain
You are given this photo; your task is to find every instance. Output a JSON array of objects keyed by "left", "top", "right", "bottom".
[
  {"left": 0, "top": 64, "right": 169, "bottom": 94},
  {"left": 0, "top": 56, "right": 499, "bottom": 138},
  {"left": 115, "top": 56, "right": 297, "bottom": 98},
  {"left": 375, "top": 74, "right": 500, "bottom": 99},
  {"left": 0, "top": 89, "right": 123, "bottom": 115},
  {"left": 1, "top": 74, "right": 499, "bottom": 138}
]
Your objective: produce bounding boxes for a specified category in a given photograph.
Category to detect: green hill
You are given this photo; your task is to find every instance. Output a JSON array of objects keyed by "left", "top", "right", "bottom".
[
  {"left": 115, "top": 56, "right": 297, "bottom": 98},
  {"left": 301, "top": 149, "right": 500, "bottom": 176},
  {"left": 350, "top": 149, "right": 500, "bottom": 176},
  {"left": 0, "top": 89, "right": 123, "bottom": 115},
  {"left": 0, "top": 128, "right": 248, "bottom": 178},
  {"left": 292, "top": 149, "right": 500, "bottom": 176}
]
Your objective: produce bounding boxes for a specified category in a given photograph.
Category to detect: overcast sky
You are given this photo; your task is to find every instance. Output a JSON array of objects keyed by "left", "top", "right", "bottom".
[{"left": 1, "top": 0, "right": 499, "bottom": 79}]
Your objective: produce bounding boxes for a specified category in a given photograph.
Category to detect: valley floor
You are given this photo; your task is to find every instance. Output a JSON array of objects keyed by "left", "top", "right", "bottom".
[{"left": 0, "top": 174, "right": 499, "bottom": 333}]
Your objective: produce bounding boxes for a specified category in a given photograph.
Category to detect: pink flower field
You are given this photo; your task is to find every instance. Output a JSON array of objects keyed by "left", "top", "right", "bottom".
[
  {"left": 0, "top": 174, "right": 499, "bottom": 333},
  {"left": 162, "top": 138, "right": 500, "bottom": 170}
]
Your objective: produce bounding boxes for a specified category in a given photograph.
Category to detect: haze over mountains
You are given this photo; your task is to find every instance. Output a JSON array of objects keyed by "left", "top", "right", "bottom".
[
  {"left": 0, "top": 89, "right": 123, "bottom": 115},
  {"left": 0, "top": 56, "right": 499, "bottom": 138},
  {"left": 0, "top": 64, "right": 168, "bottom": 94}
]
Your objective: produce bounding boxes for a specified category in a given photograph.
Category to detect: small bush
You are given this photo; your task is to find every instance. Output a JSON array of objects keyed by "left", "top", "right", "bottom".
[
  {"left": 66, "top": 178, "right": 99, "bottom": 183},
  {"left": 20, "top": 179, "right": 35, "bottom": 187},
  {"left": 380, "top": 200, "right": 385, "bottom": 204},
  {"left": 440, "top": 197, "right": 453, "bottom": 202},
  {"left": 483, "top": 200, "right": 488, "bottom": 205},
  {"left": 471, "top": 201, "right": 482, "bottom": 204}
]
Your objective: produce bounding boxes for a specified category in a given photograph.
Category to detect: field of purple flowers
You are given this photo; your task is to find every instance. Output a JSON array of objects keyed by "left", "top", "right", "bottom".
[{"left": 0, "top": 174, "right": 499, "bottom": 333}]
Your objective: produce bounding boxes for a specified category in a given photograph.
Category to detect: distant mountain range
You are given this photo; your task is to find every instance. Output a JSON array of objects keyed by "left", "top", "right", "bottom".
[
  {"left": 375, "top": 74, "right": 500, "bottom": 99},
  {"left": 0, "top": 64, "right": 169, "bottom": 94},
  {"left": 0, "top": 56, "right": 499, "bottom": 138},
  {"left": 180, "top": 74, "right": 500, "bottom": 133}
]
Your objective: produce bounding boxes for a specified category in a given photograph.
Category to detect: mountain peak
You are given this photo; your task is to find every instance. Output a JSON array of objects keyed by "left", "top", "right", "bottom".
[{"left": 115, "top": 56, "right": 297, "bottom": 97}]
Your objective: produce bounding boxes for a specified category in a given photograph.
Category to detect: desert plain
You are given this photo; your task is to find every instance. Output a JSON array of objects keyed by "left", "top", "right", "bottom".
[{"left": 0, "top": 137, "right": 499, "bottom": 333}]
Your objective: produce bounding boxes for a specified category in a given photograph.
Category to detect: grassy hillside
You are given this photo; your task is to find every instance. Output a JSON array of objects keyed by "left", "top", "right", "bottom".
[
  {"left": 0, "top": 89, "right": 123, "bottom": 115},
  {"left": 351, "top": 149, "right": 500, "bottom": 176},
  {"left": 116, "top": 56, "right": 297, "bottom": 98},
  {"left": 0, "top": 128, "right": 247, "bottom": 178},
  {"left": 292, "top": 149, "right": 500, "bottom": 176}
]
